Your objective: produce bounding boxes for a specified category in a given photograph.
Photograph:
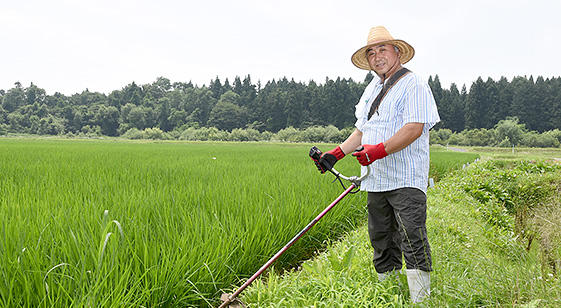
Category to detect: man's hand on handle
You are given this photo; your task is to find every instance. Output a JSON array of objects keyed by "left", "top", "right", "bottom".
[
  {"left": 314, "top": 146, "right": 345, "bottom": 173},
  {"left": 352, "top": 143, "right": 388, "bottom": 166}
]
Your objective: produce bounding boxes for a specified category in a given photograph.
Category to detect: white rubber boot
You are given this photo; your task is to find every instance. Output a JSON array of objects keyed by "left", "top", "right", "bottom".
[{"left": 406, "top": 269, "right": 430, "bottom": 303}]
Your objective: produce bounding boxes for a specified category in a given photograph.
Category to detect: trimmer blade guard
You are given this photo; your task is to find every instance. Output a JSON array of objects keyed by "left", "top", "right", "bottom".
[{"left": 220, "top": 293, "right": 247, "bottom": 308}]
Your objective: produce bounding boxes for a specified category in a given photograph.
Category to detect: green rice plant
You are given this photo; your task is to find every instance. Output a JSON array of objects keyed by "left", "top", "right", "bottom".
[
  {"left": 0, "top": 139, "right": 478, "bottom": 307},
  {"left": 0, "top": 139, "right": 366, "bottom": 307},
  {"left": 429, "top": 149, "right": 480, "bottom": 182}
]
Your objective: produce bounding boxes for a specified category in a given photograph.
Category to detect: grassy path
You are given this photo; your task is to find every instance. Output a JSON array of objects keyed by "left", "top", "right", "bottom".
[{"left": 236, "top": 158, "right": 561, "bottom": 307}]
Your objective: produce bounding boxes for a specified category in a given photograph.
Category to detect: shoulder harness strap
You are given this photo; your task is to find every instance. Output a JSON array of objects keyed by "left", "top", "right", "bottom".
[{"left": 367, "top": 67, "right": 411, "bottom": 120}]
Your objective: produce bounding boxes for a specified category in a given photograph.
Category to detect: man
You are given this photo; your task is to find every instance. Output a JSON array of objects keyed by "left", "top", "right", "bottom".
[{"left": 316, "top": 26, "right": 440, "bottom": 303}]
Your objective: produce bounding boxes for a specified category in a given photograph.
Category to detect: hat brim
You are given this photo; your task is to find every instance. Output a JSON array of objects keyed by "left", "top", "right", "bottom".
[{"left": 351, "top": 40, "right": 415, "bottom": 70}]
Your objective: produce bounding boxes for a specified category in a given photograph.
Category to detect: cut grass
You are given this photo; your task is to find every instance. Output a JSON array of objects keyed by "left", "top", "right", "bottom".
[{"left": 239, "top": 158, "right": 561, "bottom": 307}]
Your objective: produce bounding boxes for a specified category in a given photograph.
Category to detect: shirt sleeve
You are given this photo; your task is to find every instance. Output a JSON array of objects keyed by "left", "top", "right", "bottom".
[{"left": 402, "top": 78, "right": 441, "bottom": 129}]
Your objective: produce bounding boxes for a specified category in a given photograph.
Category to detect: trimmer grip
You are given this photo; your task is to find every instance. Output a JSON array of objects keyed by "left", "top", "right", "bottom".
[
  {"left": 309, "top": 146, "right": 323, "bottom": 161},
  {"left": 309, "top": 146, "right": 332, "bottom": 174}
]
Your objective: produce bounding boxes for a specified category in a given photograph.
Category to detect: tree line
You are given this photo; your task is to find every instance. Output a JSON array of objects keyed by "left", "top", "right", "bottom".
[
  {"left": 431, "top": 117, "right": 561, "bottom": 148},
  {"left": 112, "top": 120, "right": 561, "bottom": 148},
  {"left": 1, "top": 73, "right": 560, "bottom": 139},
  {"left": 430, "top": 75, "right": 561, "bottom": 133}
]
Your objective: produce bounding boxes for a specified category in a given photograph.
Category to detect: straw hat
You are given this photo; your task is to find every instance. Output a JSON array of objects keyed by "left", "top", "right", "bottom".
[{"left": 351, "top": 26, "right": 415, "bottom": 70}]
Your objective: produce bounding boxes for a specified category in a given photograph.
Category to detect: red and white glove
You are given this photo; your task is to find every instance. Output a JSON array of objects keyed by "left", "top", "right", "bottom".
[
  {"left": 315, "top": 146, "right": 345, "bottom": 173},
  {"left": 352, "top": 143, "right": 388, "bottom": 166}
]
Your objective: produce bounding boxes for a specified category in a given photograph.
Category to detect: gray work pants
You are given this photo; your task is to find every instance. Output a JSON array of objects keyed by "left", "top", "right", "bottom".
[{"left": 367, "top": 187, "right": 432, "bottom": 273}]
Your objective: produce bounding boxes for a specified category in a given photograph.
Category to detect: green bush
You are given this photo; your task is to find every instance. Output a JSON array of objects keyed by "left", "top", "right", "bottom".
[
  {"left": 447, "top": 132, "right": 469, "bottom": 146},
  {"left": 433, "top": 117, "right": 561, "bottom": 148},
  {"left": 80, "top": 125, "right": 102, "bottom": 136},
  {"left": 430, "top": 128, "right": 453, "bottom": 145},
  {"left": 121, "top": 127, "right": 168, "bottom": 140},
  {"left": 143, "top": 127, "right": 165, "bottom": 140},
  {"left": 272, "top": 127, "right": 301, "bottom": 142},
  {"left": 460, "top": 160, "right": 560, "bottom": 231},
  {"left": 116, "top": 122, "right": 561, "bottom": 146},
  {"left": 340, "top": 126, "right": 355, "bottom": 140},
  {"left": 229, "top": 128, "right": 263, "bottom": 141},
  {"left": 122, "top": 128, "right": 144, "bottom": 139},
  {"left": 260, "top": 131, "right": 273, "bottom": 141},
  {"left": 297, "top": 125, "right": 340, "bottom": 143},
  {"left": 546, "top": 129, "right": 561, "bottom": 144},
  {"left": 462, "top": 128, "right": 497, "bottom": 146},
  {"left": 180, "top": 127, "right": 228, "bottom": 141},
  {"left": 494, "top": 116, "right": 526, "bottom": 146},
  {"left": 497, "top": 137, "right": 512, "bottom": 148},
  {"left": 520, "top": 131, "right": 560, "bottom": 148}
]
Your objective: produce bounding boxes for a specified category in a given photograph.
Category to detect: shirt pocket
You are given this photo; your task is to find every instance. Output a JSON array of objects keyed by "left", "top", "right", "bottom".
[{"left": 367, "top": 96, "right": 400, "bottom": 125}]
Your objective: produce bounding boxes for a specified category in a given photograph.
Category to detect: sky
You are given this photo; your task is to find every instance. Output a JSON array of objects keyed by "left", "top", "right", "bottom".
[{"left": 1, "top": 0, "right": 560, "bottom": 95}]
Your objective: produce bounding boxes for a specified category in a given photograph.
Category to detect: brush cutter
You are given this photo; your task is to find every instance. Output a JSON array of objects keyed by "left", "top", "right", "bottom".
[{"left": 218, "top": 146, "right": 370, "bottom": 308}]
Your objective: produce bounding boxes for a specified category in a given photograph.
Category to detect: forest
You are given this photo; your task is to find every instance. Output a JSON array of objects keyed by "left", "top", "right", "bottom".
[{"left": 1, "top": 73, "right": 560, "bottom": 141}]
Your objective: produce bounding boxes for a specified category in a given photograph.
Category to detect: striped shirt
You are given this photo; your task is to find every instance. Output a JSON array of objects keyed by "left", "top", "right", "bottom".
[{"left": 355, "top": 71, "right": 440, "bottom": 194}]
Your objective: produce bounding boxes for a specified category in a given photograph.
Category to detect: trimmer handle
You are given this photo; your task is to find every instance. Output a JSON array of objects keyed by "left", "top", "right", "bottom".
[
  {"left": 309, "top": 146, "right": 334, "bottom": 174},
  {"left": 309, "top": 146, "right": 323, "bottom": 161},
  {"left": 309, "top": 146, "right": 371, "bottom": 186}
]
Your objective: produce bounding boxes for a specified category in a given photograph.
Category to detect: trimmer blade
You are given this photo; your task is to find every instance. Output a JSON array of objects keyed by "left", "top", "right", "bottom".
[{"left": 220, "top": 293, "right": 246, "bottom": 308}]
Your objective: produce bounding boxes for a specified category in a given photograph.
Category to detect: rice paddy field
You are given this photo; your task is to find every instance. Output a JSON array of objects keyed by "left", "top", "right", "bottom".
[{"left": 0, "top": 138, "right": 479, "bottom": 307}]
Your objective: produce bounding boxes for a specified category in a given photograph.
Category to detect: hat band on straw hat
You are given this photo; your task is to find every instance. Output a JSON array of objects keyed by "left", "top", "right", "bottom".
[{"left": 351, "top": 26, "right": 415, "bottom": 70}]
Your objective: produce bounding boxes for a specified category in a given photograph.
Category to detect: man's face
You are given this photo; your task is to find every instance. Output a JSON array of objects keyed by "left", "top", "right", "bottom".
[{"left": 366, "top": 44, "right": 401, "bottom": 76}]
